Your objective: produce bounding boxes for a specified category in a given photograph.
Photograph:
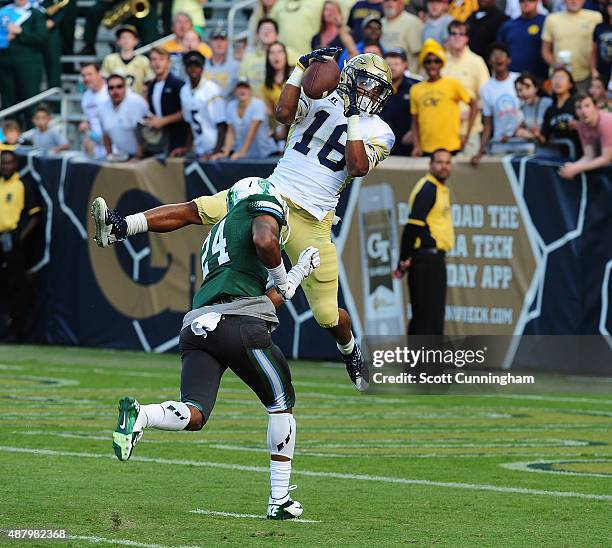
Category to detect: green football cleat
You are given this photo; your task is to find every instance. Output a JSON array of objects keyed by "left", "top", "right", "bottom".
[
  {"left": 113, "top": 397, "right": 143, "bottom": 462},
  {"left": 266, "top": 486, "right": 303, "bottom": 520}
]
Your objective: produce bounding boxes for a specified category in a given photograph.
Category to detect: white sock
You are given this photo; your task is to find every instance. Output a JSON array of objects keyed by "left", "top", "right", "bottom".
[
  {"left": 125, "top": 212, "right": 148, "bottom": 236},
  {"left": 270, "top": 459, "right": 292, "bottom": 499},
  {"left": 337, "top": 334, "right": 355, "bottom": 355},
  {"left": 134, "top": 401, "right": 191, "bottom": 431}
]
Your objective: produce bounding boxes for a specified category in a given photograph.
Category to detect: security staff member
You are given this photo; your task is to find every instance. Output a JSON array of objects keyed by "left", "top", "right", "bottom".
[
  {"left": 0, "top": 150, "right": 42, "bottom": 341},
  {"left": 393, "top": 148, "right": 455, "bottom": 335}
]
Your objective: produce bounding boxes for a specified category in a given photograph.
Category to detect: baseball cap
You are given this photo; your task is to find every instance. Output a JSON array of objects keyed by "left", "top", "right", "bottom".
[
  {"left": 385, "top": 47, "right": 407, "bottom": 61},
  {"left": 362, "top": 14, "right": 382, "bottom": 29},
  {"left": 211, "top": 26, "right": 228, "bottom": 39},
  {"left": 115, "top": 25, "right": 139, "bottom": 40},
  {"left": 183, "top": 50, "right": 206, "bottom": 67}
]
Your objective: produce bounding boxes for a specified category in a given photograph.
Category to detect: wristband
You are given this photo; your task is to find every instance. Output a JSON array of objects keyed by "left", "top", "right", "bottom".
[
  {"left": 287, "top": 266, "right": 304, "bottom": 289},
  {"left": 287, "top": 66, "right": 305, "bottom": 88},
  {"left": 266, "top": 262, "right": 288, "bottom": 287},
  {"left": 347, "top": 115, "right": 362, "bottom": 141},
  {"left": 125, "top": 213, "right": 148, "bottom": 236}
]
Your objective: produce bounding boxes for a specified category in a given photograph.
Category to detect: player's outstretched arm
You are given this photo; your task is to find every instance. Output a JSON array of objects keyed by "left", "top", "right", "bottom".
[{"left": 91, "top": 197, "right": 202, "bottom": 248}]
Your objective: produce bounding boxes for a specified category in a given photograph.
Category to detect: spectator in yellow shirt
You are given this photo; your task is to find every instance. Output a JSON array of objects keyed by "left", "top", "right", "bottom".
[
  {"left": 541, "top": 0, "right": 602, "bottom": 89},
  {"left": 410, "top": 38, "right": 477, "bottom": 155}
]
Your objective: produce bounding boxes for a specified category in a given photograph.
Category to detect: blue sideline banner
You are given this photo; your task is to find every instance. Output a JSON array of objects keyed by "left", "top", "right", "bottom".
[{"left": 15, "top": 151, "right": 612, "bottom": 370}]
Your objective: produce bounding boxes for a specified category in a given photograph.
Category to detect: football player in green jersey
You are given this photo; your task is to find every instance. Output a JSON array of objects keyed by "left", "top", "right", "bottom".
[{"left": 93, "top": 177, "right": 320, "bottom": 520}]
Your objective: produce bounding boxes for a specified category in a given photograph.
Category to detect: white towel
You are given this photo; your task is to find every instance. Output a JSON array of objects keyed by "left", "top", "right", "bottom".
[{"left": 190, "top": 312, "right": 222, "bottom": 337}]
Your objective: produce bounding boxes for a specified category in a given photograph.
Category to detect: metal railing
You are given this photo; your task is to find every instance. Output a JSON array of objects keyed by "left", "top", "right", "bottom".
[
  {"left": 549, "top": 138, "right": 577, "bottom": 161},
  {"left": 228, "top": 0, "right": 257, "bottom": 54},
  {"left": 0, "top": 87, "right": 68, "bottom": 125},
  {"left": 135, "top": 33, "right": 176, "bottom": 56}
]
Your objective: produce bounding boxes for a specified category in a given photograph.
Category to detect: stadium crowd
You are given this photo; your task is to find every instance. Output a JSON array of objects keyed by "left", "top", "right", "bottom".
[{"left": 0, "top": 0, "right": 610, "bottom": 163}]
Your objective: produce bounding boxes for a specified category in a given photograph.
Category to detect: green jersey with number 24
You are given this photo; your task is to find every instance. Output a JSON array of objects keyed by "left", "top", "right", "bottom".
[{"left": 192, "top": 194, "right": 286, "bottom": 308}]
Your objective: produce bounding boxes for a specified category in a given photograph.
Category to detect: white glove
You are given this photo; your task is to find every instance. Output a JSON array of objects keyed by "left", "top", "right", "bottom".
[{"left": 277, "top": 246, "right": 320, "bottom": 301}]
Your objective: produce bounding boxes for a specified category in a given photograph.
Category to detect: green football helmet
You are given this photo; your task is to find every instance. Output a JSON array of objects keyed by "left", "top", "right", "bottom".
[{"left": 226, "top": 177, "right": 290, "bottom": 243}]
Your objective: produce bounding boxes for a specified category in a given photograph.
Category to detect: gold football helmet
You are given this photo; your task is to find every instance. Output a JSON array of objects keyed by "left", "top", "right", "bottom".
[{"left": 338, "top": 53, "right": 393, "bottom": 115}]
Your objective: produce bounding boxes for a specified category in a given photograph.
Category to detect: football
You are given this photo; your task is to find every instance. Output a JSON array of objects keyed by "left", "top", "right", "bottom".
[{"left": 302, "top": 60, "right": 341, "bottom": 100}]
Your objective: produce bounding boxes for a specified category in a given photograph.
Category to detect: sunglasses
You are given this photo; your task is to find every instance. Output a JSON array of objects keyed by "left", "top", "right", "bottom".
[
  {"left": 424, "top": 57, "right": 443, "bottom": 65},
  {"left": 108, "top": 84, "right": 125, "bottom": 90}
]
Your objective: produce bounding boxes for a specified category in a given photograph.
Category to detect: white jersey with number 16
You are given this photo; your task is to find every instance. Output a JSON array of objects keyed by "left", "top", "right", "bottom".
[{"left": 268, "top": 90, "right": 395, "bottom": 221}]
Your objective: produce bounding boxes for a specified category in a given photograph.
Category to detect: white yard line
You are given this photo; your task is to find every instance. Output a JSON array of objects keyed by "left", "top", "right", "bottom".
[
  {"left": 0, "top": 445, "right": 611, "bottom": 502},
  {"left": 189, "top": 509, "right": 320, "bottom": 523},
  {"left": 69, "top": 535, "right": 200, "bottom": 548},
  {"left": 11, "top": 432, "right": 611, "bottom": 460}
]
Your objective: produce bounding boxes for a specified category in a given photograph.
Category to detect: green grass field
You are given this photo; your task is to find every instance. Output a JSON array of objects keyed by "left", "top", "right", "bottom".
[{"left": 1, "top": 345, "right": 611, "bottom": 547}]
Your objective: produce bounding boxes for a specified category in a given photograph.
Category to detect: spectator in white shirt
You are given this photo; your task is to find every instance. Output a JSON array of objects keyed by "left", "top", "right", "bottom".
[
  {"left": 99, "top": 72, "right": 150, "bottom": 159},
  {"left": 177, "top": 50, "right": 227, "bottom": 159},
  {"left": 471, "top": 43, "right": 522, "bottom": 166},
  {"left": 213, "top": 79, "right": 278, "bottom": 160},
  {"left": 79, "top": 62, "right": 109, "bottom": 158}
]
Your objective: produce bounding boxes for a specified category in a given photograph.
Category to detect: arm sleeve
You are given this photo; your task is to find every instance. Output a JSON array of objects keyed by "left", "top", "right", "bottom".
[
  {"left": 410, "top": 89, "right": 418, "bottom": 116},
  {"left": 24, "top": 179, "right": 42, "bottom": 217},
  {"left": 252, "top": 99, "right": 267, "bottom": 122},
  {"left": 399, "top": 224, "right": 424, "bottom": 262},
  {"left": 16, "top": 12, "right": 47, "bottom": 48},
  {"left": 192, "top": 190, "right": 230, "bottom": 225},
  {"left": 293, "top": 92, "right": 312, "bottom": 124},
  {"left": 400, "top": 181, "right": 436, "bottom": 260},
  {"left": 210, "top": 96, "right": 226, "bottom": 125},
  {"left": 364, "top": 124, "right": 395, "bottom": 171},
  {"left": 456, "top": 80, "right": 471, "bottom": 105},
  {"left": 53, "top": 129, "right": 68, "bottom": 146},
  {"left": 481, "top": 86, "right": 492, "bottom": 117}
]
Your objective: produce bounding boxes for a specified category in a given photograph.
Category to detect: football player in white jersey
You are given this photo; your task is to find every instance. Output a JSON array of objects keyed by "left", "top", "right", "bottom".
[
  {"left": 177, "top": 51, "right": 227, "bottom": 159},
  {"left": 91, "top": 48, "right": 395, "bottom": 392}
]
